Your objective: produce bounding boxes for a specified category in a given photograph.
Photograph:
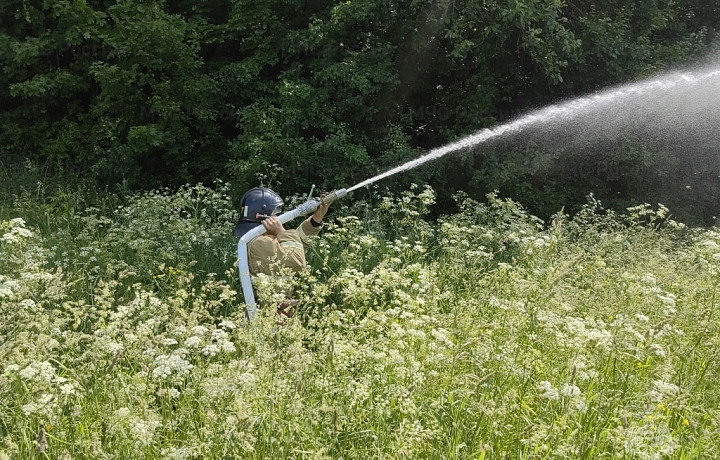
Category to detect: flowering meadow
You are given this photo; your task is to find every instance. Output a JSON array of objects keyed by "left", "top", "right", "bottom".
[{"left": 1, "top": 181, "right": 719, "bottom": 459}]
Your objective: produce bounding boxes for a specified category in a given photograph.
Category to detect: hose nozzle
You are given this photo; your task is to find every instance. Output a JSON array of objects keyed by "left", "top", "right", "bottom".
[{"left": 320, "top": 188, "right": 348, "bottom": 205}]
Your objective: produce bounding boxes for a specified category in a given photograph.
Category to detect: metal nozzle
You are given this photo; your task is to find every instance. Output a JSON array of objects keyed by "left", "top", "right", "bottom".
[{"left": 320, "top": 188, "right": 348, "bottom": 205}]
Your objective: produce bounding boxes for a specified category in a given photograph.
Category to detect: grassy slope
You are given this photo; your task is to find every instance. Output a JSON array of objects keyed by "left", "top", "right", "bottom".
[{"left": 1, "top": 183, "right": 719, "bottom": 459}]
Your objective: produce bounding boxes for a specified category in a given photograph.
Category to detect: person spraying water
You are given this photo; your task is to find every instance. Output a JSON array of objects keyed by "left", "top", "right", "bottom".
[
  {"left": 237, "top": 61, "right": 720, "bottom": 321},
  {"left": 235, "top": 188, "right": 345, "bottom": 321}
]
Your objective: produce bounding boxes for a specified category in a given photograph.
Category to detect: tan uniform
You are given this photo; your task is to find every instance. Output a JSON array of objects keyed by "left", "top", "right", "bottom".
[{"left": 248, "top": 217, "right": 321, "bottom": 303}]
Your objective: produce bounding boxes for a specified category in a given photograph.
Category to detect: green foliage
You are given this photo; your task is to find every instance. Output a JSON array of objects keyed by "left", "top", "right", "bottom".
[{"left": 1, "top": 0, "right": 719, "bottom": 218}]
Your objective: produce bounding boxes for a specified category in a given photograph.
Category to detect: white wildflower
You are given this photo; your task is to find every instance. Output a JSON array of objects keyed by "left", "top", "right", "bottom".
[
  {"left": 219, "top": 320, "right": 236, "bottom": 330},
  {"left": 124, "top": 333, "right": 138, "bottom": 342},
  {"left": 571, "top": 397, "right": 587, "bottom": 412},
  {"left": 191, "top": 325, "right": 208, "bottom": 336},
  {"left": 571, "top": 360, "right": 595, "bottom": 382},
  {"left": 658, "top": 293, "right": 677, "bottom": 314},
  {"left": 19, "top": 299, "right": 37, "bottom": 309},
  {"left": 19, "top": 361, "right": 56, "bottom": 384},
  {"left": 622, "top": 420, "right": 677, "bottom": 459},
  {"left": 14, "top": 227, "right": 33, "bottom": 238},
  {"left": 407, "top": 328, "right": 427, "bottom": 340},
  {"left": 658, "top": 294, "right": 676, "bottom": 306},
  {"left": 537, "top": 381, "right": 560, "bottom": 401},
  {"left": 4, "top": 364, "right": 20, "bottom": 374},
  {"left": 143, "top": 348, "right": 157, "bottom": 358},
  {"left": 210, "top": 329, "right": 229, "bottom": 342},
  {"left": 101, "top": 339, "right": 124, "bottom": 355},
  {"left": 582, "top": 328, "right": 613, "bottom": 347},
  {"left": 648, "top": 344, "right": 666, "bottom": 358},
  {"left": 160, "top": 447, "right": 191, "bottom": 460},
  {"left": 702, "top": 239, "right": 720, "bottom": 250},
  {"left": 201, "top": 344, "right": 219, "bottom": 357},
  {"left": 151, "top": 354, "right": 193, "bottom": 381},
  {"left": 561, "top": 383, "right": 581, "bottom": 398},
  {"left": 184, "top": 336, "right": 202, "bottom": 348},
  {"left": 21, "top": 393, "right": 55, "bottom": 416},
  {"left": 430, "top": 328, "right": 454, "bottom": 348},
  {"left": 60, "top": 383, "right": 77, "bottom": 396},
  {"left": 171, "top": 325, "right": 188, "bottom": 337},
  {"left": 641, "top": 273, "right": 657, "bottom": 285},
  {"left": 129, "top": 417, "right": 162, "bottom": 446},
  {"left": 219, "top": 340, "right": 236, "bottom": 353},
  {"left": 1, "top": 233, "right": 18, "bottom": 243},
  {"left": 21, "top": 272, "right": 53, "bottom": 282},
  {"left": 0, "top": 276, "right": 19, "bottom": 299},
  {"left": 648, "top": 380, "right": 680, "bottom": 403}
]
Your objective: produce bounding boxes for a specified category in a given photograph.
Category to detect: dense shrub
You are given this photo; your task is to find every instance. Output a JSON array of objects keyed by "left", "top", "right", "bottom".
[{"left": 2, "top": 0, "right": 720, "bottom": 221}]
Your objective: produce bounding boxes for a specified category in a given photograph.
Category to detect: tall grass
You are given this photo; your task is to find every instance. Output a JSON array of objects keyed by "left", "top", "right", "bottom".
[{"left": 1, "top": 180, "right": 718, "bottom": 459}]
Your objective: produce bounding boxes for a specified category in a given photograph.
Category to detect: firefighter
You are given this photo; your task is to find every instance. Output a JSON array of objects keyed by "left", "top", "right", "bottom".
[{"left": 233, "top": 187, "right": 330, "bottom": 316}]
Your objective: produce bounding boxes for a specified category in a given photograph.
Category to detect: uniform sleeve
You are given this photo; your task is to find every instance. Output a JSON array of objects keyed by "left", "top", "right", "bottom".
[{"left": 296, "top": 217, "right": 322, "bottom": 247}]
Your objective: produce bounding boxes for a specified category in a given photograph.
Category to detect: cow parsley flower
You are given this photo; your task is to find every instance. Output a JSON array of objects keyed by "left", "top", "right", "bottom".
[
  {"left": 151, "top": 354, "right": 193, "bottom": 381},
  {"left": 19, "top": 299, "right": 37, "bottom": 309},
  {"left": 201, "top": 344, "right": 219, "bottom": 357},
  {"left": 219, "top": 320, "right": 236, "bottom": 330},
  {"left": 129, "top": 417, "right": 162, "bottom": 446},
  {"left": 219, "top": 340, "right": 236, "bottom": 353},
  {"left": 160, "top": 447, "right": 191, "bottom": 460},
  {"left": 19, "top": 361, "right": 56, "bottom": 384},
  {"left": 561, "top": 383, "right": 581, "bottom": 398},
  {"left": 191, "top": 325, "right": 208, "bottom": 336},
  {"left": 4, "top": 364, "right": 20, "bottom": 374},
  {"left": 184, "top": 336, "right": 202, "bottom": 348},
  {"left": 641, "top": 273, "right": 657, "bottom": 286},
  {"left": 537, "top": 381, "right": 560, "bottom": 401},
  {"left": 648, "top": 380, "right": 680, "bottom": 403},
  {"left": 648, "top": 344, "right": 666, "bottom": 358},
  {"left": 21, "top": 393, "right": 55, "bottom": 416},
  {"left": 59, "top": 383, "right": 77, "bottom": 396}
]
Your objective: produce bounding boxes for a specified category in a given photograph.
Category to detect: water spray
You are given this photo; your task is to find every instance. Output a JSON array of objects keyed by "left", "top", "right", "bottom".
[
  {"left": 237, "top": 188, "right": 348, "bottom": 320},
  {"left": 347, "top": 64, "right": 720, "bottom": 192}
]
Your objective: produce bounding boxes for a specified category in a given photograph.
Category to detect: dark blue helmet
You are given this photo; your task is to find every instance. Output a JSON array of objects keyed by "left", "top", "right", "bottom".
[{"left": 233, "top": 187, "right": 284, "bottom": 238}]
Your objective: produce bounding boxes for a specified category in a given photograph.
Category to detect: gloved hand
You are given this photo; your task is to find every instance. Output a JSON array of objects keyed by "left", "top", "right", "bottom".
[
  {"left": 312, "top": 193, "right": 331, "bottom": 223},
  {"left": 262, "top": 216, "right": 285, "bottom": 235}
]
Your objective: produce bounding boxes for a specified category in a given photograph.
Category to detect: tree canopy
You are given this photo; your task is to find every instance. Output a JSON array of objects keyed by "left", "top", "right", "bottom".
[{"left": 2, "top": 0, "right": 719, "bottom": 220}]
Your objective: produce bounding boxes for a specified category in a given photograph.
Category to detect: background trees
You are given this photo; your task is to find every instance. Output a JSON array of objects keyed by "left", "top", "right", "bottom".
[{"left": 1, "top": 0, "right": 719, "bottom": 222}]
